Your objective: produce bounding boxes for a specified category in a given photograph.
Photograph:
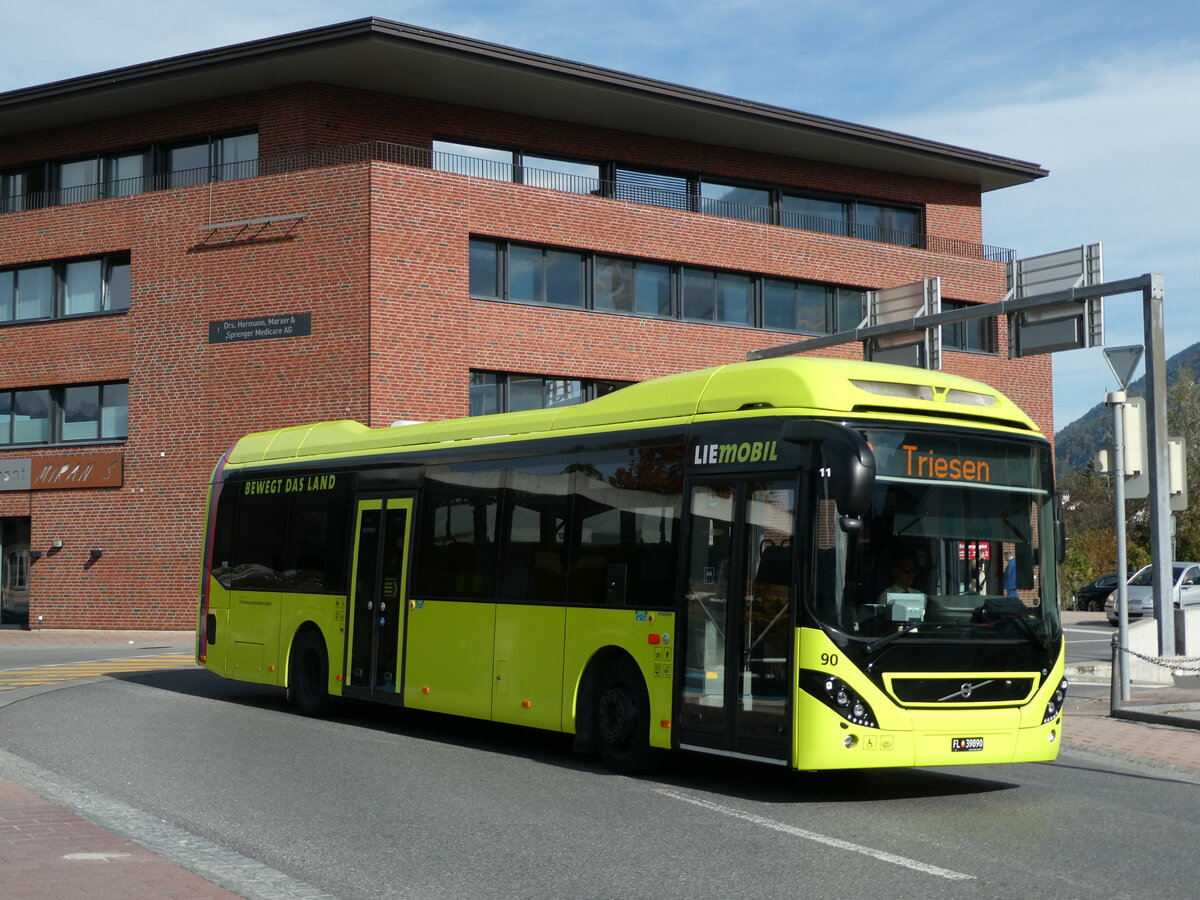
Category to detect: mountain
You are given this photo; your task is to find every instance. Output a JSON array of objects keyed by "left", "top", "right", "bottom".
[{"left": 1054, "top": 342, "right": 1200, "bottom": 475}]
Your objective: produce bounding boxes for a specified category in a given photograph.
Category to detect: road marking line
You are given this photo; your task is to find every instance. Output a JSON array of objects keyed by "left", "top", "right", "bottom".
[
  {"left": 64, "top": 852, "right": 133, "bottom": 861},
  {"left": 654, "top": 787, "right": 974, "bottom": 881},
  {"left": 1, "top": 652, "right": 192, "bottom": 672},
  {"left": 0, "top": 653, "right": 196, "bottom": 691}
]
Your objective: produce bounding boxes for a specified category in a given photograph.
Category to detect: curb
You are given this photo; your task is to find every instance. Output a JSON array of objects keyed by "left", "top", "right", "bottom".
[{"left": 1111, "top": 702, "right": 1200, "bottom": 732}]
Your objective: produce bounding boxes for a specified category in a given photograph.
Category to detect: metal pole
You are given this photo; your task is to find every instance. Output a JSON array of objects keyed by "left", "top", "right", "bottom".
[
  {"left": 1108, "top": 390, "right": 1131, "bottom": 702},
  {"left": 1110, "top": 632, "right": 1120, "bottom": 715},
  {"left": 1142, "top": 276, "right": 1175, "bottom": 655}
]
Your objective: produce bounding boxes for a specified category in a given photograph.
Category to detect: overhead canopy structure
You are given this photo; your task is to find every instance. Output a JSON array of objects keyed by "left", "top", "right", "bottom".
[{"left": 0, "top": 18, "right": 1047, "bottom": 192}]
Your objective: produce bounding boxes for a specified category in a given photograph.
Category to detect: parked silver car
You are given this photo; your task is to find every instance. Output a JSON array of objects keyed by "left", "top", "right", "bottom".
[{"left": 1104, "top": 562, "right": 1200, "bottom": 625}]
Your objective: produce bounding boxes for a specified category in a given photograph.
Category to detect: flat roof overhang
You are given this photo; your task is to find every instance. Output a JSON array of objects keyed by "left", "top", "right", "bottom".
[{"left": 0, "top": 18, "right": 1047, "bottom": 192}]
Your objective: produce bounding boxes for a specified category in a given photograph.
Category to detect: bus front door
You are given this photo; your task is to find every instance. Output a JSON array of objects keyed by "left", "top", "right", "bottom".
[
  {"left": 678, "top": 478, "right": 796, "bottom": 764},
  {"left": 346, "top": 496, "right": 414, "bottom": 698}
]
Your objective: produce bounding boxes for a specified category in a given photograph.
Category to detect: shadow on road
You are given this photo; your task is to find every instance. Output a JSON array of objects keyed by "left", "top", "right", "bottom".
[{"left": 118, "top": 667, "right": 1020, "bottom": 803}]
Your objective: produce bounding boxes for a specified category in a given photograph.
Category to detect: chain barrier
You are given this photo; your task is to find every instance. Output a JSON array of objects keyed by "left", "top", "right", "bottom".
[{"left": 1118, "top": 644, "right": 1200, "bottom": 673}]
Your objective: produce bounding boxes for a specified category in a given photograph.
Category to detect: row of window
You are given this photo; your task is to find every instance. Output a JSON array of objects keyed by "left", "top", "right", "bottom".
[
  {"left": 1, "top": 132, "right": 257, "bottom": 212},
  {"left": 0, "top": 382, "right": 128, "bottom": 446},
  {"left": 469, "top": 371, "right": 632, "bottom": 416},
  {"left": 471, "top": 238, "right": 994, "bottom": 350},
  {"left": 471, "top": 237, "right": 867, "bottom": 335},
  {"left": 414, "top": 449, "right": 681, "bottom": 606},
  {"left": 1, "top": 253, "right": 130, "bottom": 324},
  {"left": 434, "top": 140, "right": 923, "bottom": 248},
  {"left": 212, "top": 445, "right": 685, "bottom": 608}
]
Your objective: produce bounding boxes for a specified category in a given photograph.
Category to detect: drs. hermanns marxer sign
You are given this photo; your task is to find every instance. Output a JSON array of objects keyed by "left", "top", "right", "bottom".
[{"left": 209, "top": 313, "right": 311, "bottom": 344}]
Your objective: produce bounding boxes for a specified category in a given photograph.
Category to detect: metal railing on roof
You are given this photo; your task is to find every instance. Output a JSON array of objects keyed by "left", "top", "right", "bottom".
[{"left": 1, "top": 141, "right": 1014, "bottom": 263}]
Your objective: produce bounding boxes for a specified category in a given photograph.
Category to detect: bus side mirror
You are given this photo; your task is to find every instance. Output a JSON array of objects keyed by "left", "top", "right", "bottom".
[{"left": 780, "top": 421, "right": 876, "bottom": 523}]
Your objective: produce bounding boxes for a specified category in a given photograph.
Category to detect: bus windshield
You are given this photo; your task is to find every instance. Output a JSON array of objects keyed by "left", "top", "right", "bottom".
[{"left": 811, "top": 428, "right": 1060, "bottom": 645}]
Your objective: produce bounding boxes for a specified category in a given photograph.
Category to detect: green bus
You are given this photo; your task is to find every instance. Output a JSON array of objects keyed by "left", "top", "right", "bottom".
[{"left": 198, "top": 357, "right": 1066, "bottom": 772}]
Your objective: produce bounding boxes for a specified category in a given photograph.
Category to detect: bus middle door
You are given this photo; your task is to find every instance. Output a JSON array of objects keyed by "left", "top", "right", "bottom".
[
  {"left": 346, "top": 495, "right": 414, "bottom": 699},
  {"left": 678, "top": 477, "right": 796, "bottom": 764}
]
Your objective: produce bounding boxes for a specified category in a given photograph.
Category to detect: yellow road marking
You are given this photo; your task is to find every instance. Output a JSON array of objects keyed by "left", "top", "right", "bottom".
[{"left": 0, "top": 653, "right": 195, "bottom": 691}]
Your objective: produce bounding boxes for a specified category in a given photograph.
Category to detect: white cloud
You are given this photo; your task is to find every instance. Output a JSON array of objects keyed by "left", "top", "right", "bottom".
[{"left": 883, "top": 49, "right": 1200, "bottom": 427}]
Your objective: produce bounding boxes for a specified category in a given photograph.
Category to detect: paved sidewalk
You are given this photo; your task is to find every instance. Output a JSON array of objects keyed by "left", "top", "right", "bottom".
[
  {"left": 1065, "top": 687, "right": 1200, "bottom": 773},
  {"left": 0, "top": 777, "right": 241, "bottom": 900},
  {"left": 0, "top": 629, "right": 194, "bottom": 647}
]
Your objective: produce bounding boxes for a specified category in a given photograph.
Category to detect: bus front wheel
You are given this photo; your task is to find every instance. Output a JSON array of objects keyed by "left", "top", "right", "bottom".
[
  {"left": 593, "top": 657, "right": 652, "bottom": 773},
  {"left": 287, "top": 629, "right": 333, "bottom": 717}
]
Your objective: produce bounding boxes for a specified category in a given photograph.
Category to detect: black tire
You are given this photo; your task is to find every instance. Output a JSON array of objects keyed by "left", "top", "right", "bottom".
[
  {"left": 593, "top": 656, "right": 653, "bottom": 773},
  {"left": 287, "top": 629, "right": 333, "bottom": 717}
]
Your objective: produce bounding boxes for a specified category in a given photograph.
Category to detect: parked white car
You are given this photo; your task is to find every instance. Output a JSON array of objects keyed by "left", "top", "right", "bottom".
[{"left": 1104, "top": 562, "right": 1200, "bottom": 625}]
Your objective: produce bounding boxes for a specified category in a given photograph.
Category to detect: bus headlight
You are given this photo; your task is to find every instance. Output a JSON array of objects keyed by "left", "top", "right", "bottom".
[
  {"left": 1043, "top": 678, "right": 1067, "bottom": 724},
  {"left": 800, "top": 671, "right": 878, "bottom": 728}
]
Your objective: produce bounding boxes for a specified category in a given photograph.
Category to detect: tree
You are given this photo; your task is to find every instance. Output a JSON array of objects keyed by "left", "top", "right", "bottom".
[
  {"left": 1058, "top": 369, "right": 1200, "bottom": 606},
  {"left": 1126, "top": 370, "right": 1200, "bottom": 560}
]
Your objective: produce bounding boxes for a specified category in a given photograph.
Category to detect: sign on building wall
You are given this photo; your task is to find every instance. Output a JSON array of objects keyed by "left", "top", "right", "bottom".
[
  {"left": 0, "top": 459, "right": 32, "bottom": 491},
  {"left": 31, "top": 453, "right": 123, "bottom": 490},
  {"left": 208, "top": 313, "right": 312, "bottom": 344}
]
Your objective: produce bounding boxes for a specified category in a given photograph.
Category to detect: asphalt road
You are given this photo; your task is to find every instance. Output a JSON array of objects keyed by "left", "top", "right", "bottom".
[
  {"left": 1064, "top": 612, "right": 1115, "bottom": 667},
  {"left": 0, "top": 665, "right": 1197, "bottom": 900}
]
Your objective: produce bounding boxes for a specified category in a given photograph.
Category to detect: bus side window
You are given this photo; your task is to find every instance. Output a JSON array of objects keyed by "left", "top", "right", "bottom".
[
  {"left": 210, "top": 482, "right": 239, "bottom": 588},
  {"left": 568, "top": 445, "right": 681, "bottom": 608},
  {"left": 497, "top": 459, "right": 571, "bottom": 604},
  {"left": 415, "top": 467, "right": 498, "bottom": 599},
  {"left": 230, "top": 489, "right": 288, "bottom": 589},
  {"left": 279, "top": 478, "right": 351, "bottom": 593}
]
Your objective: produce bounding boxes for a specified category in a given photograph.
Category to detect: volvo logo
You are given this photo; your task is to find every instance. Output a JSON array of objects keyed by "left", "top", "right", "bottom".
[{"left": 938, "top": 679, "right": 994, "bottom": 702}]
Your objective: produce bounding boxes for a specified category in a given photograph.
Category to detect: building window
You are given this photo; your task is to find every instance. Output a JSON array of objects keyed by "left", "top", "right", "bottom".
[
  {"left": 433, "top": 140, "right": 602, "bottom": 195},
  {"left": 763, "top": 279, "right": 831, "bottom": 333},
  {"left": 469, "top": 371, "right": 631, "bottom": 416},
  {"left": 593, "top": 257, "right": 672, "bottom": 316},
  {"left": 508, "top": 245, "right": 585, "bottom": 307},
  {"left": 57, "top": 159, "right": 100, "bottom": 205},
  {"left": 105, "top": 151, "right": 148, "bottom": 198},
  {"left": 780, "top": 195, "right": 849, "bottom": 236},
  {"left": 943, "top": 300, "right": 996, "bottom": 353},
  {"left": 469, "top": 237, "right": 869, "bottom": 335},
  {"left": 681, "top": 268, "right": 752, "bottom": 325},
  {"left": 699, "top": 180, "right": 773, "bottom": 224},
  {"left": 433, "top": 141, "right": 922, "bottom": 248},
  {"left": 836, "top": 287, "right": 866, "bottom": 333},
  {"left": 433, "top": 140, "right": 515, "bottom": 182},
  {"left": 613, "top": 168, "right": 691, "bottom": 211},
  {"left": 0, "top": 131, "right": 257, "bottom": 211},
  {"left": 0, "top": 253, "right": 130, "bottom": 324},
  {"left": 167, "top": 132, "right": 258, "bottom": 188},
  {"left": 521, "top": 155, "right": 601, "bottom": 195},
  {"left": 0, "top": 381, "right": 127, "bottom": 446},
  {"left": 1, "top": 166, "right": 46, "bottom": 213},
  {"left": 854, "top": 202, "right": 921, "bottom": 248}
]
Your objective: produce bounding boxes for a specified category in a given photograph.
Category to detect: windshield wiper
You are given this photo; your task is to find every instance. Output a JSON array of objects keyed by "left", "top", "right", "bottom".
[{"left": 864, "top": 622, "right": 951, "bottom": 655}]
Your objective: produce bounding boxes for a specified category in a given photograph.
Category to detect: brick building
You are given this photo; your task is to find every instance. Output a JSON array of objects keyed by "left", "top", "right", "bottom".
[{"left": 0, "top": 18, "right": 1050, "bottom": 630}]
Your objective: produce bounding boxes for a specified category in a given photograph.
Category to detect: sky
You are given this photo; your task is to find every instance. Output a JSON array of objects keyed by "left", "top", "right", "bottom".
[{"left": 3, "top": 0, "right": 1197, "bottom": 431}]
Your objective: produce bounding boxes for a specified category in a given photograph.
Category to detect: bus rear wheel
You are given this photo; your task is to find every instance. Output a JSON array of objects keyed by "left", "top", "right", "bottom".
[
  {"left": 287, "top": 629, "right": 333, "bottom": 717},
  {"left": 593, "top": 657, "right": 652, "bottom": 773}
]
